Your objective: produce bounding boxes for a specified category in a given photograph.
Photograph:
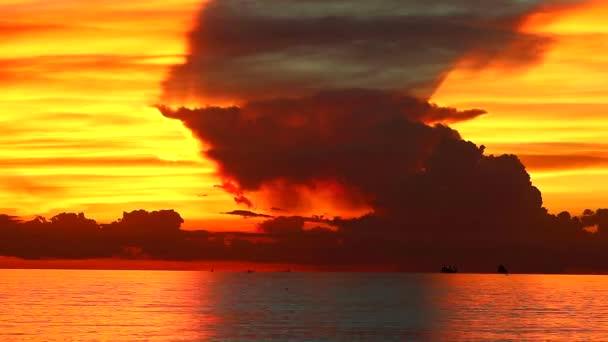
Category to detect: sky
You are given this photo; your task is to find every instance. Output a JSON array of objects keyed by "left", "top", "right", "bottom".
[
  {"left": 1, "top": 0, "right": 607, "bottom": 232},
  {"left": 0, "top": 0, "right": 608, "bottom": 225},
  {"left": 0, "top": 0, "right": 255, "bottom": 230}
]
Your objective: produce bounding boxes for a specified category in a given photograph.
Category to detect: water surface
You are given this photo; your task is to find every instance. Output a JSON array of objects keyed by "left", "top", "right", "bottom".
[{"left": 1, "top": 270, "right": 606, "bottom": 341}]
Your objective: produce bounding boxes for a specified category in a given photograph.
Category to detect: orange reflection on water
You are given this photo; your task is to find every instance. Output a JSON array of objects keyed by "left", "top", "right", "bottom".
[
  {"left": 0, "top": 269, "right": 216, "bottom": 342},
  {"left": 2, "top": 271, "right": 608, "bottom": 340}
]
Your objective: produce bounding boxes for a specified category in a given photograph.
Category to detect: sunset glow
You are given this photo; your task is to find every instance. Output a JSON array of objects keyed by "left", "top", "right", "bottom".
[
  {"left": 4, "top": 2, "right": 608, "bottom": 340},
  {"left": 3, "top": 0, "right": 608, "bottom": 231},
  {"left": 0, "top": 0, "right": 253, "bottom": 229}
]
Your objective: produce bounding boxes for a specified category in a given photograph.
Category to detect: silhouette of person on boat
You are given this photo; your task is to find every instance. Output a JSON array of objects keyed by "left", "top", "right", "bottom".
[
  {"left": 497, "top": 264, "right": 509, "bottom": 275},
  {"left": 440, "top": 265, "right": 458, "bottom": 273}
]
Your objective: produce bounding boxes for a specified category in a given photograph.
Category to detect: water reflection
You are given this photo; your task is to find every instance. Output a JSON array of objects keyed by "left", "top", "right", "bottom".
[
  {"left": 428, "top": 274, "right": 608, "bottom": 340},
  {"left": 196, "top": 273, "right": 436, "bottom": 340},
  {"left": 1, "top": 270, "right": 608, "bottom": 341},
  {"left": 0, "top": 269, "right": 211, "bottom": 341}
]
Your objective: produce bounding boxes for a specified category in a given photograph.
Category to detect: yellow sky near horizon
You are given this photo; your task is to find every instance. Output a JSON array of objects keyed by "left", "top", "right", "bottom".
[{"left": 2, "top": 0, "right": 608, "bottom": 230}]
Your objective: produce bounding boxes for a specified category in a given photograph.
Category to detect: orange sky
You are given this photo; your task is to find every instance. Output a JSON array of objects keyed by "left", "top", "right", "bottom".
[
  {"left": 0, "top": 0, "right": 250, "bottom": 229},
  {"left": 1, "top": 0, "right": 607, "bottom": 229}
]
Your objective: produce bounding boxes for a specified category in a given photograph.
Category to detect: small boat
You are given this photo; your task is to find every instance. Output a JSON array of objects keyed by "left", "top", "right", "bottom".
[
  {"left": 497, "top": 264, "right": 509, "bottom": 275},
  {"left": 246, "top": 269, "right": 255, "bottom": 273},
  {"left": 440, "top": 265, "right": 458, "bottom": 273}
]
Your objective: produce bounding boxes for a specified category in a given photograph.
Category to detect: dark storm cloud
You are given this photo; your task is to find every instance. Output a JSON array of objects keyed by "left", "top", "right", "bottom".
[
  {"left": 155, "top": 89, "right": 608, "bottom": 272},
  {"left": 161, "top": 0, "right": 579, "bottom": 103},
  {"left": 158, "top": 92, "right": 477, "bottom": 196},
  {"left": 158, "top": 0, "right": 577, "bottom": 208},
  {"left": 158, "top": 96, "right": 553, "bottom": 267}
]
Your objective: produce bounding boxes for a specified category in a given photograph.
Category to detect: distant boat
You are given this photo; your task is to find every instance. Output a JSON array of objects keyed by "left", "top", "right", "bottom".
[
  {"left": 440, "top": 265, "right": 458, "bottom": 273},
  {"left": 497, "top": 264, "right": 509, "bottom": 275},
  {"left": 247, "top": 269, "right": 255, "bottom": 273}
]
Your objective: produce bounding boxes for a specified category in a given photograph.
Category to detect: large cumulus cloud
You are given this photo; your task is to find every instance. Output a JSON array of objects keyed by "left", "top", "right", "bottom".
[
  {"left": 159, "top": 95, "right": 548, "bottom": 268},
  {"left": 158, "top": 1, "right": 577, "bottom": 209},
  {"left": 152, "top": 0, "right": 596, "bottom": 270}
]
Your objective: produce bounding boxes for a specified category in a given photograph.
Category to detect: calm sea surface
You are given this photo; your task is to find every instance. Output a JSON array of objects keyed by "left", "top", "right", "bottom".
[{"left": 1, "top": 270, "right": 607, "bottom": 341}]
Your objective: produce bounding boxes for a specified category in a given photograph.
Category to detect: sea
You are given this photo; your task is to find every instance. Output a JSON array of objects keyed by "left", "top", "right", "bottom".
[{"left": 1, "top": 269, "right": 607, "bottom": 341}]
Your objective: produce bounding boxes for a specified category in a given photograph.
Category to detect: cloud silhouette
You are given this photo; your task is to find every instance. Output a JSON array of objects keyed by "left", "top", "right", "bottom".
[
  {"left": 158, "top": 91, "right": 483, "bottom": 201},
  {"left": 0, "top": 206, "right": 607, "bottom": 272},
  {"left": 104, "top": 209, "right": 183, "bottom": 234},
  {"left": 155, "top": 88, "right": 608, "bottom": 272},
  {"left": 259, "top": 216, "right": 307, "bottom": 235},
  {"left": 223, "top": 210, "right": 273, "bottom": 219}
]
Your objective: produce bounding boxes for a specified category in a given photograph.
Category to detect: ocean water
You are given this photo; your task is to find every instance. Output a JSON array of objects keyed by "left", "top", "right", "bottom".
[{"left": 0, "top": 270, "right": 607, "bottom": 341}]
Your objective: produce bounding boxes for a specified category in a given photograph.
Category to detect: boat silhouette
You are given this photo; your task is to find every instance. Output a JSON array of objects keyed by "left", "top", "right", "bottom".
[
  {"left": 497, "top": 264, "right": 509, "bottom": 275},
  {"left": 440, "top": 265, "right": 458, "bottom": 273}
]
